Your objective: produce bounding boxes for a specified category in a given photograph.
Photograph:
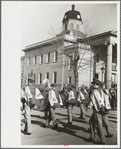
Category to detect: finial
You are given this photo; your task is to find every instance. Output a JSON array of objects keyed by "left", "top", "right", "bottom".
[{"left": 72, "top": 4, "right": 75, "bottom": 11}]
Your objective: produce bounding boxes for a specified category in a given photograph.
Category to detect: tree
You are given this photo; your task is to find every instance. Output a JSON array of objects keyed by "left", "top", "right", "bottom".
[{"left": 47, "top": 22, "right": 98, "bottom": 89}]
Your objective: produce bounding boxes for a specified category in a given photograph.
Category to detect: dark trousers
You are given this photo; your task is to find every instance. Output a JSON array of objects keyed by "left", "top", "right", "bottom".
[
  {"left": 67, "top": 104, "right": 74, "bottom": 123},
  {"left": 89, "top": 110, "right": 105, "bottom": 143},
  {"left": 102, "top": 114, "right": 112, "bottom": 135}
]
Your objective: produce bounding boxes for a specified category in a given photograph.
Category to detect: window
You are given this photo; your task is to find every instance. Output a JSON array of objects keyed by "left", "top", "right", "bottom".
[
  {"left": 54, "top": 51, "right": 58, "bottom": 62},
  {"left": 45, "top": 72, "right": 49, "bottom": 79},
  {"left": 33, "top": 57, "right": 35, "bottom": 65},
  {"left": 56, "top": 51, "right": 58, "bottom": 61},
  {"left": 40, "top": 73, "right": 42, "bottom": 84},
  {"left": 48, "top": 53, "right": 50, "bottom": 63},
  {"left": 68, "top": 76, "right": 71, "bottom": 84},
  {"left": 35, "top": 56, "right": 37, "bottom": 64},
  {"left": 96, "top": 53, "right": 99, "bottom": 62},
  {"left": 37, "top": 73, "right": 42, "bottom": 84},
  {"left": 46, "top": 53, "right": 50, "bottom": 63},
  {"left": 95, "top": 73, "right": 99, "bottom": 79},
  {"left": 52, "top": 72, "right": 57, "bottom": 84},
  {"left": 41, "top": 54, "right": 43, "bottom": 64}
]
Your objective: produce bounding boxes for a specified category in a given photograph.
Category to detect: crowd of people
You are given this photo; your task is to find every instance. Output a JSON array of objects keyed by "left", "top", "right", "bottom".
[{"left": 21, "top": 78, "right": 117, "bottom": 145}]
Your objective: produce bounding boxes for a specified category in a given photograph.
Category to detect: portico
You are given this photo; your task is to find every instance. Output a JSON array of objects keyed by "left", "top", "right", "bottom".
[{"left": 77, "top": 30, "right": 117, "bottom": 89}]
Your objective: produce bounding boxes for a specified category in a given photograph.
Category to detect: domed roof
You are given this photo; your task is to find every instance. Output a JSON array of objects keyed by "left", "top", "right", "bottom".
[{"left": 62, "top": 4, "right": 82, "bottom": 23}]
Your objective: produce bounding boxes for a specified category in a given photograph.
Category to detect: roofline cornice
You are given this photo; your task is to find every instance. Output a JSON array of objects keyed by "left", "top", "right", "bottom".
[
  {"left": 77, "top": 30, "right": 117, "bottom": 43},
  {"left": 22, "top": 35, "right": 65, "bottom": 52}
]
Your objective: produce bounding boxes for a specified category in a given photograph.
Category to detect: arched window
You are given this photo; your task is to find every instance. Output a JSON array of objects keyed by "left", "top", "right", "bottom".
[
  {"left": 70, "top": 23, "right": 74, "bottom": 31},
  {"left": 76, "top": 24, "right": 79, "bottom": 31}
]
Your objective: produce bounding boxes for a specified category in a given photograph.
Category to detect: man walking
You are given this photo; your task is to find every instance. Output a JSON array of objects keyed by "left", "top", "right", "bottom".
[
  {"left": 45, "top": 83, "right": 59, "bottom": 129},
  {"left": 101, "top": 83, "right": 114, "bottom": 138},
  {"left": 66, "top": 84, "right": 77, "bottom": 125},
  {"left": 89, "top": 79, "right": 106, "bottom": 144},
  {"left": 77, "top": 86, "right": 90, "bottom": 119}
]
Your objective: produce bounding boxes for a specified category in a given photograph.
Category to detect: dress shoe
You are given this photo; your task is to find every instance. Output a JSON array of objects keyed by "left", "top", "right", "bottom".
[
  {"left": 105, "top": 134, "right": 114, "bottom": 138},
  {"left": 25, "top": 131, "right": 31, "bottom": 135},
  {"left": 53, "top": 123, "right": 58, "bottom": 129}
]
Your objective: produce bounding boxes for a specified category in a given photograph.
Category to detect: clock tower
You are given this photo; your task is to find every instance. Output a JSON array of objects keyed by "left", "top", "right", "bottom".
[{"left": 62, "top": 4, "right": 84, "bottom": 38}]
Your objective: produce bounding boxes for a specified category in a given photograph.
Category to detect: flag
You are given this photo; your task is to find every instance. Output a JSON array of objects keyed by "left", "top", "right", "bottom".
[{"left": 35, "top": 87, "right": 44, "bottom": 100}]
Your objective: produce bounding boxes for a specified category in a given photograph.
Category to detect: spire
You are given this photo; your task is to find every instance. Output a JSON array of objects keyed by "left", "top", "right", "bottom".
[{"left": 72, "top": 4, "right": 75, "bottom": 11}]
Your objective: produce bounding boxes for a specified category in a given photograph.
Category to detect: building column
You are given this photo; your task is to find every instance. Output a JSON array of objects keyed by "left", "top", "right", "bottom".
[
  {"left": 93, "top": 53, "right": 96, "bottom": 79},
  {"left": 106, "top": 43, "right": 113, "bottom": 89}
]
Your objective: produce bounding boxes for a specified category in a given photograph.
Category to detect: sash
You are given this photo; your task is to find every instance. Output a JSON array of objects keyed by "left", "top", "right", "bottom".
[
  {"left": 25, "top": 86, "right": 33, "bottom": 100},
  {"left": 103, "top": 89, "right": 111, "bottom": 110},
  {"left": 58, "top": 93, "right": 63, "bottom": 106},
  {"left": 35, "top": 87, "right": 44, "bottom": 99},
  {"left": 68, "top": 90, "right": 76, "bottom": 101},
  {"left": 48, "top": 89, "right": 58, "bottom": 107},
  {"left": 90, "top": 89, "right": 105, "bottom": 112}
]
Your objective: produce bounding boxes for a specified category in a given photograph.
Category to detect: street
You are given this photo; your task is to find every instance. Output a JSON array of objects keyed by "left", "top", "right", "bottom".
[{"left": 21, "top": 107, "right": 117, "bottom": 145}]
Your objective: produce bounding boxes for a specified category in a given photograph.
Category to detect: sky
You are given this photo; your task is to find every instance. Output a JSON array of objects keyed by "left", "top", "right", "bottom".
[{"left": 21, "top": 1, "right": 118, "bottom": 56}]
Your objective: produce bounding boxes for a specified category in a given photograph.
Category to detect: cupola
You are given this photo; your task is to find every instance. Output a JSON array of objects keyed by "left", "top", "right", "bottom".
[{"left": 62, "top": 4, "right": 84, "bottom": 38}]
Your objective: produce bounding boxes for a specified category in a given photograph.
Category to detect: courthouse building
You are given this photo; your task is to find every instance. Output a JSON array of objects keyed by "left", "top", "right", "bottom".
[{"left": 21, "top": 4, "right": 117, "bottom": 90}]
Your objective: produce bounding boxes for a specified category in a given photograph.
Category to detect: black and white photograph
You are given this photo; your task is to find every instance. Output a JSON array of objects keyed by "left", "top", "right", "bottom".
[{"left": 1, "top": 1, "right": 120, "bottom": 148}]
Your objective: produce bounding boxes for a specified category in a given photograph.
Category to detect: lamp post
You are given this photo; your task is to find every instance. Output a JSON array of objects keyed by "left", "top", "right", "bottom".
[{"left": 101, "top": 63, "right": 106, "bottom": 83}]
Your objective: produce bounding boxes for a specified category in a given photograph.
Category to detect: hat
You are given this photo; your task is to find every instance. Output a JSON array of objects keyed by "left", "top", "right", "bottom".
[
  {"left": 91, "top": 79, "right": 102, "bottom": 86},
  {"left": 50, "top": 83, "right": 57, "bottom": 87},
  {"left": 63, "top": 84, "right": 67, "bottom": 89},
  {"left": 28, "top": 78, "right": 35, "bottom": 83},
  {"left": 68, "top": 84, "right": 76, "bottom": 90}
]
